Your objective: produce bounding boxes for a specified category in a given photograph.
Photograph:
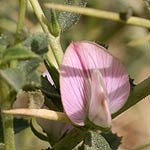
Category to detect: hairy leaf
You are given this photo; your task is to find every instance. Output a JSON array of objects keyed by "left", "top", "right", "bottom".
[
  {"left": 23, "top": 33, "right": 48, "bottom": 55},
  {"left": 0, "top": 58, "right": 41, "bottom": 92},
  {"left": 101, "top": 131, "right": 122, "bottom": 150},
  {"left": 82, "top": 131, "right": 111, "bottom": 150},
  {"left": 0, "top": 68, "right": 24, "bottom": 91},
  {"left": 2, "top": 47, "right": 39, "bottom": 64},
  {"left": 39, "top": 0, "right": 87, "bottom": 31},
  {"left": 58, "top": 0, "right": 87, "bottom": 31}
]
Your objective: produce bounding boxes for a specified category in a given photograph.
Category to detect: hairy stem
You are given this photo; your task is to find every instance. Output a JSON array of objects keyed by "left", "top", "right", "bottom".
[
  {"left": 15, "top": 0, "right": 27, "bottom": 43},
  {"left": 0, "top": 80, "right": 15, "bottom": 150},
  {"left": 29, "top": 0, "right": 63, "bottom": 68},
  {"left": 45, "top": 3, "right": 150, "bottom": 29}
]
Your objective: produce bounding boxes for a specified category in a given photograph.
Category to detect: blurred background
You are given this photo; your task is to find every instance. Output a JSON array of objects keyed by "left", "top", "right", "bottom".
[{"left": 0, "top": 0, "right": 150, "bottom": 149}]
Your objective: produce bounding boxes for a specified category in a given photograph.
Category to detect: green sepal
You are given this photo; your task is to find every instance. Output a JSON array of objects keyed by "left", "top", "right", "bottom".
[
  {"left": 44, "top": 58, "right": 60, "bottom": 90},
  {"left": 83, "top": 117, "right": 111, "bottom": 133},
  {"left": 41, "top": 75, "right": 63, "bottom": 111}
]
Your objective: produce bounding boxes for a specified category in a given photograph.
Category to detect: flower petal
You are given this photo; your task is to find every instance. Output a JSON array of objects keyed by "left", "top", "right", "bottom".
[
  {"left": 60, "top": 41, "right": 130, "bottom": 125},
  {"left": 88, "top": 69, "right": 111, "bottom": 127}
]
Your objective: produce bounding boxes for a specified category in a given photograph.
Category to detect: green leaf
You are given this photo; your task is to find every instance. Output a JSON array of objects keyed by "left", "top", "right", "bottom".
[
  {"left": 44, "top": 59, "right": 60, "bottom": 90},
  {"left": 58, "top": 0, "right": 87, "bottom": 31},
  {"left": 82, "top": 131, "right": 112, "bottom": 150},
  {"left": 0, "top": 68, "right": 24, "bottom": 91},
  {"left": 23, "top": 33, "right": 48, "bottom": 55},
  {"left": 144, "top": 0, "right": 150, "bottom": 10},
  {"left": 30, "top": 119, "right": 49, "bottom": 142},
  {"left": 0, "top": 59, "right": 41, "bottom": 92},
  {"left": 0, "top": 34, "right": 9, "bottom": 50},
  {"left": 39, "top": 0, "right": 87, "bottom": 31},
  {"left": 101, "top": 131, "right": 122, "bottom": 150},
  {"left": 2, "top": 47, "right": 39, "bottom": 64},
  {"left": 41, "top": 76, "right": 63, "bottom": 111}
]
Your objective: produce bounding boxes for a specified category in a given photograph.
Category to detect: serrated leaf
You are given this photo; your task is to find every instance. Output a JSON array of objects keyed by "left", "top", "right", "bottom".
[
  {"left": 101, "top": 131, "right": 122, "bottom": 150},
  {"left": 58, "top": 0, "right": 87, "bottom": 31},
  {"left": 83, "top": 131, "right": 112, "bottom": 150},
  {"left": 23, "top": 33, "right": 48, "bottom": 55},
  {"left": 2, "top": 47, "right": 39, "bottom": 64},
  {"left": 0, "top": 68, "right": 24, "bottom": 91}
]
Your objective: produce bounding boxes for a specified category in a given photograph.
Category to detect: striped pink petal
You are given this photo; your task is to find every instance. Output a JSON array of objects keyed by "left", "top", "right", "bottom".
[{"left": 60, "top": 41, "right": 130, "bottom": 126}]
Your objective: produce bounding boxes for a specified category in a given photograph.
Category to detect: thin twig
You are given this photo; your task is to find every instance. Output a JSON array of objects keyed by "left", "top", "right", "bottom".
[{"left": 45, "top": 3, "right": 150, "bottom": 29}]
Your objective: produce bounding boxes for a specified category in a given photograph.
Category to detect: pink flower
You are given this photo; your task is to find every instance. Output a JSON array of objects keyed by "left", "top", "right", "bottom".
[{"left": 60, "top": 41, "right": 130, "bottom": 128}]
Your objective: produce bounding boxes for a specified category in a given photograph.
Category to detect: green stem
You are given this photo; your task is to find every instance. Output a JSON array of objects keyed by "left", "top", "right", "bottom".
[
  {"left": 132, "top": 143, "right": 150, "bottom": 150},
  {"left": 1, "top": 107, "right": 15, "bottom": 150},
  {"left": 15, "top": 0, "right": 27, "bottom": 43},
  {"left": 0, "top": 80, "right": 15, "bottom": 150},
  {"left": 45, "top": 3, "right": 150, "bottom": 29},
  {"left": 29, "top": 0, "right": 63, "bottom": 67},
  {"left": 112, "top": 77, "right": 150, "bottom": 118}
]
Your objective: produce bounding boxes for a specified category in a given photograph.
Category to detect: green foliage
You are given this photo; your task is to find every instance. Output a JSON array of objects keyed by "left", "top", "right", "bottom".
[
  {"left": 81, "top": 131, "right": 112, "bottom": 150},
  {"left": 0, "top": 143, "right": 4, "bottom": 150},
  {"left": 101, "top": 131, "right": 122, "bottom": 150},
  {"left": 39, "top": 0, "right": 87, "bottom": 31},
  {"left": 44, "top": 59, "right": 59, "bottom": 90},
  {"left": 0, "top": 58, "right": 41, "bottom": 92},
  {"left": 144, "top": 0, "right": 150, "bottom": 10},
  {"left": 2, "top": 46, "right": 39, "bottom": 64},
  {"left": 58, "top": 0, "right": 87, "bottom": 31},
  {"left": 0, "top": 68, "right": 24, "bottom": 91},
  {"left": 30, "top": 119, "right": 49, "bottom": 142},
  {"left": 0, "top": 35, "right": 9, "bottom": 50},
  {"left": 0, "top": 117, "right": 4, "bottom": 143},
  {"left": 0, "top": 116, "right": 29, "bottom": 142},
  {"left": 23, "top": 32, "right": 48, "bottom": 55}
]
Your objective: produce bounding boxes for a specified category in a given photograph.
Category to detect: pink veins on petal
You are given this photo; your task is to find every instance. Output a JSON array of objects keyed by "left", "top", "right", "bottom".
[{"left": 60, "top": 41, "right": 130, "bottom": 127}]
